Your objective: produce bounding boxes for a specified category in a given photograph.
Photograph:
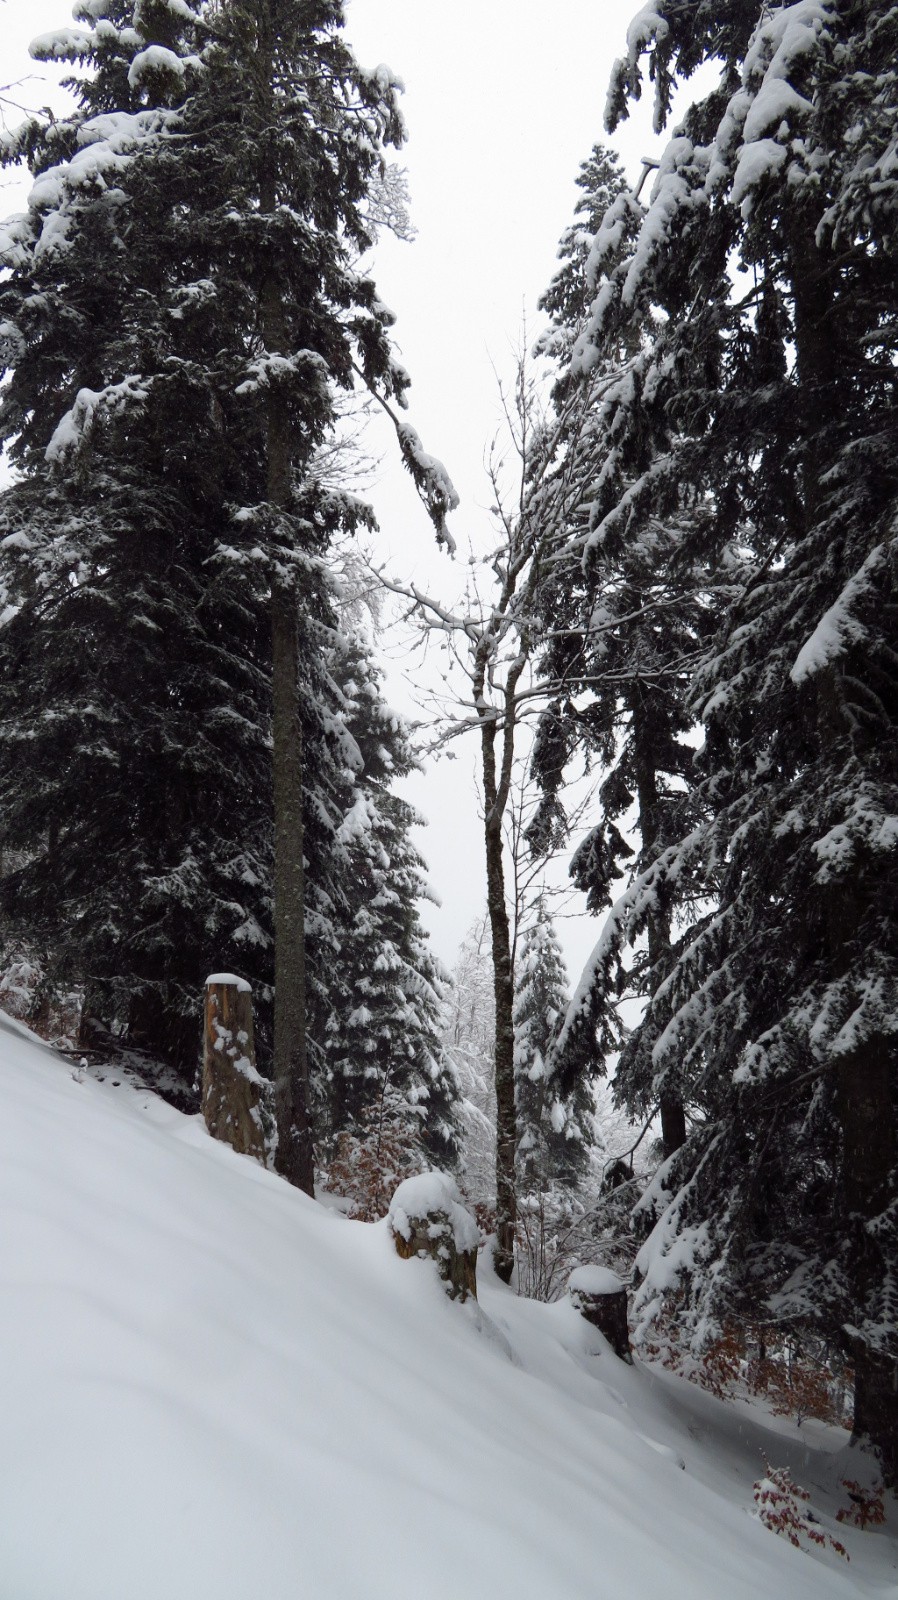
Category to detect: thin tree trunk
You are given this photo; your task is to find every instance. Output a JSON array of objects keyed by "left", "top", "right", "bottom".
[
  {"left": 258, "top": 4, "right": 314, "bottom": 1195},
  {"left": 631, "top": 686, "right": 685, "bottom": 1158},
  {"left": 482, "top": 713, "right": 517, "bottom": 1282},
  {"left": 837, "top": 1028, "right": 898, "bottom": 1482},
  {"left": 270, "top": 581, "right": 315, "bottom": 1194},
  {"left": 474, "top": 627, "right": 529, "bottom": 1286}
]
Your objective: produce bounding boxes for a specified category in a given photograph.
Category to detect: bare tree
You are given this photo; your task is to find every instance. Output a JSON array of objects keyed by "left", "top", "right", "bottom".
[{"left": 375, "top": 353, "right": 609, "bottom": 1280}]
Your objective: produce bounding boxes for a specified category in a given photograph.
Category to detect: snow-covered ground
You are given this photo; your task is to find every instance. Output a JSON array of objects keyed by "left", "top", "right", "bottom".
[{"left": 1, "top": 1011, "right": 894, "bottom": 1599}]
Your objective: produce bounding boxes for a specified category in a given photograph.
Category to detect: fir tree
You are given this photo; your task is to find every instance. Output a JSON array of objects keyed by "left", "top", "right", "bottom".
[
  {"left": 577, "top": 0, "right": 898, "bottom": 1477},
  {"left": 513, "top": 901, "right": 592, "bottom": 1192},
  {"left": 0, "top": 1, "right": 453, "bottom": 1192},
  {"left": 313, "top": 638, "right": 459, "bottom": 1169},
  {"left": 527, "top": 144, "right": 714, "bottom": 1157},
  {"left": 0, "top": 0, "right": 257, "bottom": 1072},
  {"left": 441, "top": 916, "right": 497, "bottom": 1207}
]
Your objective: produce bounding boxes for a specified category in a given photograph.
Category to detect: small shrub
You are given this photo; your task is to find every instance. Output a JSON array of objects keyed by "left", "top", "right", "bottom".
[
  {"left": 325, "top": 1095, "right": 425, "bottom": 1221},
  {"left": 754, "top": 1464, "right": 849, "bottom": 1560},
  {"left": 514, "top": 1177, "right": 638, "bottom": 1303},
  {"left": 641, "top": 1304, "right": 853, "bottom": 1429},
  {"left": 0, "top": 954, "right": 82, "bottom": 1048},
  {"left": 837, "top": 1479, "right": 885, "bottom": 1530},
  {"left": 752, "top": 1339, "right": 851, "bottom": 1428}
]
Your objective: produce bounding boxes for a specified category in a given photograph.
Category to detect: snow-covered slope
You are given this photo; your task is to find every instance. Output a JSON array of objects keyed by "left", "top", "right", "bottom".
[{"left": 1, "top": 1013, "right": 894, "bottom": 1599}]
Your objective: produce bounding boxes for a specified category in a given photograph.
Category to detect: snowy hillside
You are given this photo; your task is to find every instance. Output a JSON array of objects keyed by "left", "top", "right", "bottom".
[{"left": 1, "top": 1013, "right": 893, "bottom": 1600}]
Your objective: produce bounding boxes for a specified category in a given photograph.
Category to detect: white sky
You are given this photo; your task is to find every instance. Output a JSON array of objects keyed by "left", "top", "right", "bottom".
[
  {"left": 0, "top": 0, "right": 682, "bottom": 982},
  {"left": 343, "top": 1, "right": 673, "bottom": 976}
]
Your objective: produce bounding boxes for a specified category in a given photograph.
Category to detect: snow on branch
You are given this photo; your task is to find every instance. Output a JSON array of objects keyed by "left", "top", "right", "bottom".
[
  {"left": 45, "top": 376, "right": 150, "bottom": 463},
  {"left": 711, "top": 0, "right": 832, "bottom": 213},
  {"left": 235, "top": 350, "right": 329, "bottom": 398},
  {"left": 790, "top": 544, "right": 885, "bottom": 684},
  {"left": 395, "top": 422, "right": 459, "bottom": 548},
  {"left": 127, "top": 45, "right": 203, "bottom": 92},
  {"left": 29, "top": 29, "right": 95, "bottom": 62},
  {"left": 604, "top": 5, "right": 671, "bottom": 135},
  {"left": 551, "top": 828, "right": 703, "bottom": 1069},
  {"left": 350, "top": 360, "right": 458, "bottom": 551}
]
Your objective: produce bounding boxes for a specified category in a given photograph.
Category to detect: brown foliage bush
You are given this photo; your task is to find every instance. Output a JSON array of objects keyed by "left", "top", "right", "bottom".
[{"left": 754, "top": 1464, "right": 849, "bottom": 1559}]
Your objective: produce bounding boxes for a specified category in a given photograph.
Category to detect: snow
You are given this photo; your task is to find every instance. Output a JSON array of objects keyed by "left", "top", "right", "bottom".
[
  {"left": 569, "top": 1264, "right": 624, "bottom": 1296},
  {"left": 791, "top": 545, "right": 885, "bottom": 684},
  {"left": 0, "top": 1014, "right": 892, "bottom": 1599},
  {"left": 387, "top": 1168, "right": 480, "bottom": 1253},
  {"left": 731, "top": 138, "right": 789, "bottom": 209},
  {"left": 715, "top": 0, "right": 831, "bottom": 212},
  {"left": 45, "top": 376, "right": 150, "bottom": 462},
  {"left": 205, "top": 972, "right": 252, "bottom": 993},
  {"left": 624, "top": 5, "right": 670, "bottom": 62},
  {"left": 395, "top": 421, "right": 460, "bottom": 552},
  {"left": 742, "top": 78, "right": 814, "bottom": 144},
  {"left": 29, "top": 27, "right": 94, "bottom": 61},
  {"left": 127, "top": 45, "right": 201, "bottom": 91},
  {"left": 234, "top": 349, "right": 329, "bottom": 398},
  {"left": 742, "top": 0, "right": 832, "bottom": 87},
  {"left": 152, "top": 0, "right": 202, "bottom": 19}
]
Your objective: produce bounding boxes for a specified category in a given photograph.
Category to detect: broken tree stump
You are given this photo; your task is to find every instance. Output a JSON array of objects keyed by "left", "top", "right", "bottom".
[
  {"left": 568, "top": 1266, "right": 632, "bottom": 1362},
  {"left": 388, "top": 1172, "right": 480, "bottom": 1302},
  {"left": 202, "top": 974, "right": 275, "bottom": 1165}
]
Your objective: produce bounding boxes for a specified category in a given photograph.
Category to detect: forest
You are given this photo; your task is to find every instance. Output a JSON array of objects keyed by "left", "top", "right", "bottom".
[{"left": 0, "top": 0, "right": 896, "bottom": 1573}]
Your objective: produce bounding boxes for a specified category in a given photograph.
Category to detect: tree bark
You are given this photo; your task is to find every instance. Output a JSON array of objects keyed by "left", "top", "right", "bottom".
[
  {"left": 631, "top": 686, "right": 685, "bottom": 1159},
  {"left": 258, "top": 3, "right": 314, "bottom": 1196},
  {"left": 202, "top": 976, "right": 272, "bottom": 1163},
  {"left": 483, "top": 735, "right": 517, "bottom": 1284},
  {"left": 790, "top": 218, "right": 897, "bottom": 1480},
  {"left": 476, "top": 641, "right": 528, "bottom": 1285},
  {"left": 271, "top": 581, "right": 315, "bottom": 1194}
]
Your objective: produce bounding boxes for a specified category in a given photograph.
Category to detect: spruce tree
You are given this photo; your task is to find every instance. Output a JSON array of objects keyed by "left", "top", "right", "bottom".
[
  {"left": 0, "top": 0, "right": 250, "bottom": 1072},
  {"left": 0, "top": 2, "right": 452, "bottom": 1191},
  {"left": 513, "top": 901, "right": 592, "bottom": 1192},
  {"left": 527, "top": 144, "right": 713, "bottom": 1157},
  {"left": 578, "top": 0, "right": 898, "bottom": 1476},
  {"left": 313, "top": 638, "right": 459, "bottom": 1169},
  {"left": 441, "top": 916, "right": 497, "bottom": 1206}
]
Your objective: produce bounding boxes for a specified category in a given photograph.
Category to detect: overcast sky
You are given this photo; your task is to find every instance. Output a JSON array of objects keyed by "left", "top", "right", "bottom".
[{"left": 0, "top": 0, "right": 680, "bottom": 980}]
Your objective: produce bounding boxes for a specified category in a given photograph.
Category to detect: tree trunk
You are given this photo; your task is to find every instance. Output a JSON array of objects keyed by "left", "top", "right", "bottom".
[
  {"left": 203, "top": 976, "right": 273, "bottom": 1163},
  {"left": 790, "top": 219, "right": 897, "bottom": 1481},
  {"left": 482, "top": 716, "right": 517, "bottom": 1284},
  {"left": 271, "top": 582, "right": 315, "bottom": 1194},
  {"left": 837, "top": 1031, "right": 898, "bottom": 1483},
  {"left": 631, "top": 686, "right": 685, "bottom": 1159},
  {"left": 258, "top": 4, "right": 314, "bottom": 1196}
]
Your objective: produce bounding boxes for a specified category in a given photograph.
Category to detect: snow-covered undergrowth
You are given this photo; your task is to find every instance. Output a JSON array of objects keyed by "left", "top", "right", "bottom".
[{"left": 1, "top": 1011, "right": 893, "bottom": 1600}]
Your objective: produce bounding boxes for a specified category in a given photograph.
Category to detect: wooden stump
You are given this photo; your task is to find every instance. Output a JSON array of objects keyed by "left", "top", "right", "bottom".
[
  {"left": 388, "top": 1172, "right": 480, "bottom": 1302},
  {"left": 202, "top": 975, "right": 275, "bottom": 1165},
  {"left": 568, "top": 1266, "right": 632, "bottom": 1362}
]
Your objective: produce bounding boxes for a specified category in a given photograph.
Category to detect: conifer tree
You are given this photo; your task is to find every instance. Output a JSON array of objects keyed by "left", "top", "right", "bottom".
[
  {"left": 527, "top": 144, "right": 713, "bottom": 1157},
  {"left": 572, "top": 0, "right": 898, "bottom": 1476},
  {"left": 0, "top": 1, "right": 453, "bottom": 1191},
  {"left": 513, "top": 901, "right": 592, "bottom": 1191},
  {"left": 441, "top": 916, "right": 497, "bottom": 1206},
  {"left": 0, "top": 0, "right": 249, "bottom": 1071},
  {"left": 313, "top": 639, "right": 459, "bottom": 1168}
]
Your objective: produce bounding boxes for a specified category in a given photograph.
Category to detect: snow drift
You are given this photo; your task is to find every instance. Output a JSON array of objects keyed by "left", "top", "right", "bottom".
[{"left": 0, "top": 1012, "right": 891, "bottom": 1599}]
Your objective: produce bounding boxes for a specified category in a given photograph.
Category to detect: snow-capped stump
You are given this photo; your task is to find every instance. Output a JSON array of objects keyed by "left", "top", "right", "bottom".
[
  {"left": 202, "top": 975, "right": 275, "bottom": 1166},
  {"left": 568, "top": 1266, "right": 632, "bottom": 1362},
  {"left": 388, "top": 1172, "right": 480, "bottom": 1302}
]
